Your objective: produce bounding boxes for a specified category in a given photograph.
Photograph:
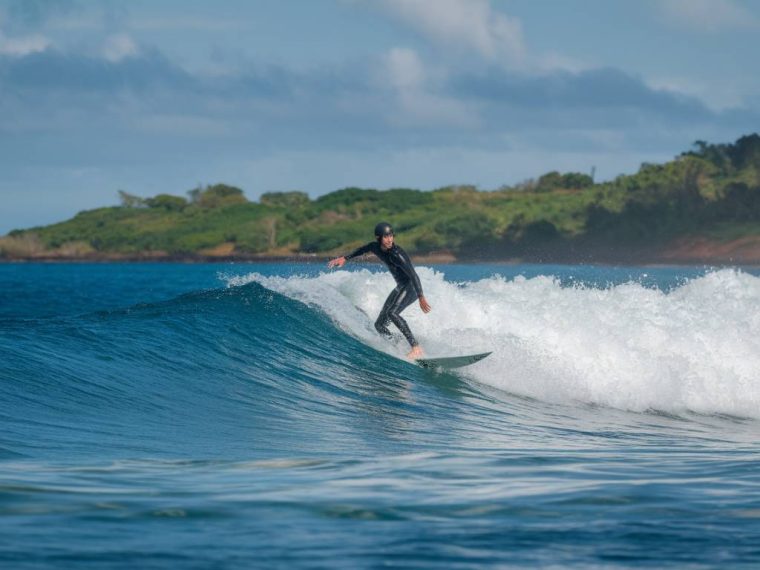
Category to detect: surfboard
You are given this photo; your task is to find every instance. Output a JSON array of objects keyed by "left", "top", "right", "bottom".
[{"left": 415, "top": 352, "right": 492, "bottom": 370}]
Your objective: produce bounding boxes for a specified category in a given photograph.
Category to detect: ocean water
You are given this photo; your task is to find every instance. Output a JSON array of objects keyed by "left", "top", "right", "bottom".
[{"left": 2, "top": 261, "right": 760, "bottom": 568}]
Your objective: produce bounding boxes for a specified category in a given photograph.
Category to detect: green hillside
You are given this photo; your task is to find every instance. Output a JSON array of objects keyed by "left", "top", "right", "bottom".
[{"left": 2, "top": 135, "right": 760, "bottom": 262}]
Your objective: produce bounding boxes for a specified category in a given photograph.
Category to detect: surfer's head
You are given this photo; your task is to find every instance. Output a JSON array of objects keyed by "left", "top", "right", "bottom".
[{"left": 374, "top": 221, "right": 394, "bottom": 249}]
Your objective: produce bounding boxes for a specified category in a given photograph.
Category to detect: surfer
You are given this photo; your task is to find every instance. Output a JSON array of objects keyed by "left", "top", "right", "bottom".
[{"left": 328, "top": 222, "right": 432, "bottom": 359}]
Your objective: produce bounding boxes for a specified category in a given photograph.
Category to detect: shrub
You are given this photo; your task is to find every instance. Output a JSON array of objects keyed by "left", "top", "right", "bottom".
[
  {"left": 145, "top": 194, "right": 187, "bottom": 211},
  {"left": 189, "top": 184, "right": 248, "bottom": 208},
  {"left": 260, "top": 191, "right": 310, "bottom": 208}
]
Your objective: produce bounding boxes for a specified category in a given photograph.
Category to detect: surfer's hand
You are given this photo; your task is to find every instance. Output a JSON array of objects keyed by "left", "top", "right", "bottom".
[
  {"left": 328, "top": 257, "right": 346, "bottom": 269},
  {"left": 419, "top": 296, "right": 432, "bottom": 313}
]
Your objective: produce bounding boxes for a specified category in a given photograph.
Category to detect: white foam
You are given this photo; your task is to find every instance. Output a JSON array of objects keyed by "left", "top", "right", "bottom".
[{"left": 225, "top": 268, "right": 760, "bottom": 418}]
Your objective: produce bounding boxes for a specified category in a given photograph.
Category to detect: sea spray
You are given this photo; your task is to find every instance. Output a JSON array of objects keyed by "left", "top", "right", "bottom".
[{"left": 228, "top": 268, "right": 760, "bottom": 418}]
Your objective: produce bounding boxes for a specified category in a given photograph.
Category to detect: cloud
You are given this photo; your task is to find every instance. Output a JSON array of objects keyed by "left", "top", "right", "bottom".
[
  {"left": 384, "top": 46, "right": 426, "bottom": 91},
  {"left": 0, "top": 30, "right": 50, "bottom": 56},
  {"left": 1, "top": 38, "right": 754, "bottom": 169},
  {"left": 377, "top": 0, "right": 526, "bottom": 67},
  {"left": 644, "top": 75, "right": 747, "bottom": 112},
  {"left": 660, "top": 0, "right": 760, "bottom": 32},
  {"left": 102, "top": 33, "right": 138, "bottom": 62},
  {"left": 449, "top": 67, "right": 713, "bottom": 128},
  {"left": 380, "top": 47, "right": 477, "bottom": 128},
  {"left": 0, "top": 48, "right": 192, "bottom": 94},
  {"left": 370, "top": 0, "right": 594, "bottom": 75}
]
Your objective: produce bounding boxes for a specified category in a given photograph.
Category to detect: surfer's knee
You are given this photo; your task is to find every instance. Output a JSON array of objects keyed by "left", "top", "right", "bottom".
[
  {"left": 374, "top": 319, "right": 391, "bottom": 336},
  {"left": 388, "top": 311, "right": 403, "bottom": 328}
]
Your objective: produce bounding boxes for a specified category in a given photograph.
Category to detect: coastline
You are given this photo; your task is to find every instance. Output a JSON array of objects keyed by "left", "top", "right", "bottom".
[{"left": 2, "top": 242, "right": 759, "bottom": 267}]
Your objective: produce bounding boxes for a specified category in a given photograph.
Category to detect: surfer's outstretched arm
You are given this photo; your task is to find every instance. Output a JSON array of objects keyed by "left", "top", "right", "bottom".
[{"left": 328, "top": 243, "right": 373, "bottom": 269}]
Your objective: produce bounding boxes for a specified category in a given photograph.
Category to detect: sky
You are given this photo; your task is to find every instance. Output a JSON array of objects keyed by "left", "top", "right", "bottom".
[{"left": 1, "top": 0, "right": 759, "bottom": 234}]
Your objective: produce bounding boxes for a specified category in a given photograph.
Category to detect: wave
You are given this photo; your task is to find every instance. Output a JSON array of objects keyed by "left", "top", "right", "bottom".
[
  {"left": 227, "top": 268, "right": 760, "bottom": 419},
  {"left": 3, "top": 267, "right": 759, "bottom": 463},
  {"left": 0, "top": 281, "right": 431, "bottom": 459}
]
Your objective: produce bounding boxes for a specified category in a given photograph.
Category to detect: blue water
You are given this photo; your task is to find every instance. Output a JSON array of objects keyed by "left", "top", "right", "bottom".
[{"left": 2, "top": 262, "right": 760, "bottom": 568}]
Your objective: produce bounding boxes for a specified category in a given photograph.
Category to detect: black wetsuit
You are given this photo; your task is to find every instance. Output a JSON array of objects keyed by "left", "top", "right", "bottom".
[{"left": 345, "top": 242, "right": 424, "bottom": 347}]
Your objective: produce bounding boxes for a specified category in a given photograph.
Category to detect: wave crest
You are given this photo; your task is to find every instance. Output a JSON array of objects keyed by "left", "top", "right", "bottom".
[{"left": 228, "top": 268, "right": 760, "bottom": 418}]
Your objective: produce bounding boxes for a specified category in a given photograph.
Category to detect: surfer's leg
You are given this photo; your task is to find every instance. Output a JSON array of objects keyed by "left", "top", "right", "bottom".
[
  {"left": 387, "top": 284, "right": 419, "bottom": 347},
  {"left": 375, "top": 287, "right": 401, "bottom": 339}
]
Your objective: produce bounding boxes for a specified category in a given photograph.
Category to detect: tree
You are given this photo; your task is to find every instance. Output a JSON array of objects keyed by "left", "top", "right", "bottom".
[
  {"left": 145, "top": 194, "right": 187, "bottom": 211},
  {"left": 260, "top": 191, "right": 310, "bottom": 208},
  {"left": 728, "top": 134, "right": 760, "bottom": 170},
  {"left": 193, "top": 184, "right": 248, "bottom": 208},
  {"left": 560, "top": 172, "right": 594, "bottom": 189},
  {"left": 522, "top": 220, "right": 559, "bottom": 243},
  {"left": 118, "top": 190, "right": 145, "bottom": 208},
  {"left": 187, "top": 186, "right": 203, "bottom": 204},
  {"left": 713, "top": 183, "right": 760, "bottom": 221},
  {"left": 534, "top": 172, "right": 563, "bottom": 193},
  {"left": 315, "top": 187, "right": 380, "bottom": 211}
]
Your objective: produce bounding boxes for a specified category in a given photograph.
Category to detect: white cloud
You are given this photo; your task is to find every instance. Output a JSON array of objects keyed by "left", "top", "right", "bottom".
[
  {"left": 645, "top": 75, "right": 746, "bottom": 112},
  {"left": 536, "top": 52, "right": 592, "bottom": 74},
  {"left": 102, "top": 33, "right": 138, "bottom": 62},
  {"left": 660, "top": 0, "right": 760, "bottom": 32},
  {"left": 381, "top": 47, "right": 478, "bottom": 128},
  {"left": 385, "top": 46, "right": 426, "bottom": 91},
  {"left": 0, "top": 30, "right": 50, "bottom": 56},
  {"left": 379, "top": 0, "right": 526, "bottom": 67}
]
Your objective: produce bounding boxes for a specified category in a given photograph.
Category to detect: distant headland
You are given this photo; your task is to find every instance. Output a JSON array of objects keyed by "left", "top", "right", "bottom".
[{"left": 3, "top": 134, "right": 760, "bottom": 265}]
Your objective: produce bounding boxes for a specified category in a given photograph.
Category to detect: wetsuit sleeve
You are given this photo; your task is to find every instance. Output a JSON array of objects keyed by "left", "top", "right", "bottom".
[
  {"left": 394, "top": 247, "right": 424, "bottom": 297},
  {"left": 344, "top": 242, "right": 373, "bottom": 261}
]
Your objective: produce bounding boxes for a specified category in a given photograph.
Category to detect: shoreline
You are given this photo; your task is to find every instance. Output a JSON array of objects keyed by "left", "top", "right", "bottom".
[{"left": 1, "top": 251, "right": 757, "bottom": 267}]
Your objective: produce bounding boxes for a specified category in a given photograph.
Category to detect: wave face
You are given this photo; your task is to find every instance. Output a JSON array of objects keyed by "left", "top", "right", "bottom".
[
  {"left": 1, "top": 278, "right": 436, "bottom": 461},
  {"left": 230, "top": 267, "right": 760, "bottom": 419},
  {"left": 2, "top": 263, "right": 760, "bottom": 568}
]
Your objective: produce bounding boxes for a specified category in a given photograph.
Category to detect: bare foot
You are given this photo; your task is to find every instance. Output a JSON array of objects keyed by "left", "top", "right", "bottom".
[{"left": 407, "top": 346, "right": 424, "bottom": 359}]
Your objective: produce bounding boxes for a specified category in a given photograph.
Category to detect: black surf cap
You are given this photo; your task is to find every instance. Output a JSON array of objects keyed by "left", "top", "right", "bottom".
[{"left": 374, "top": 222, "right": 393, "bottom": 239}]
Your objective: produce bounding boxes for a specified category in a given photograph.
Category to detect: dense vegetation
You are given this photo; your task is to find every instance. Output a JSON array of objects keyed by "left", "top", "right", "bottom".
[{"left": 2, "top": 134, "right": 759, "bottom": 261}]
